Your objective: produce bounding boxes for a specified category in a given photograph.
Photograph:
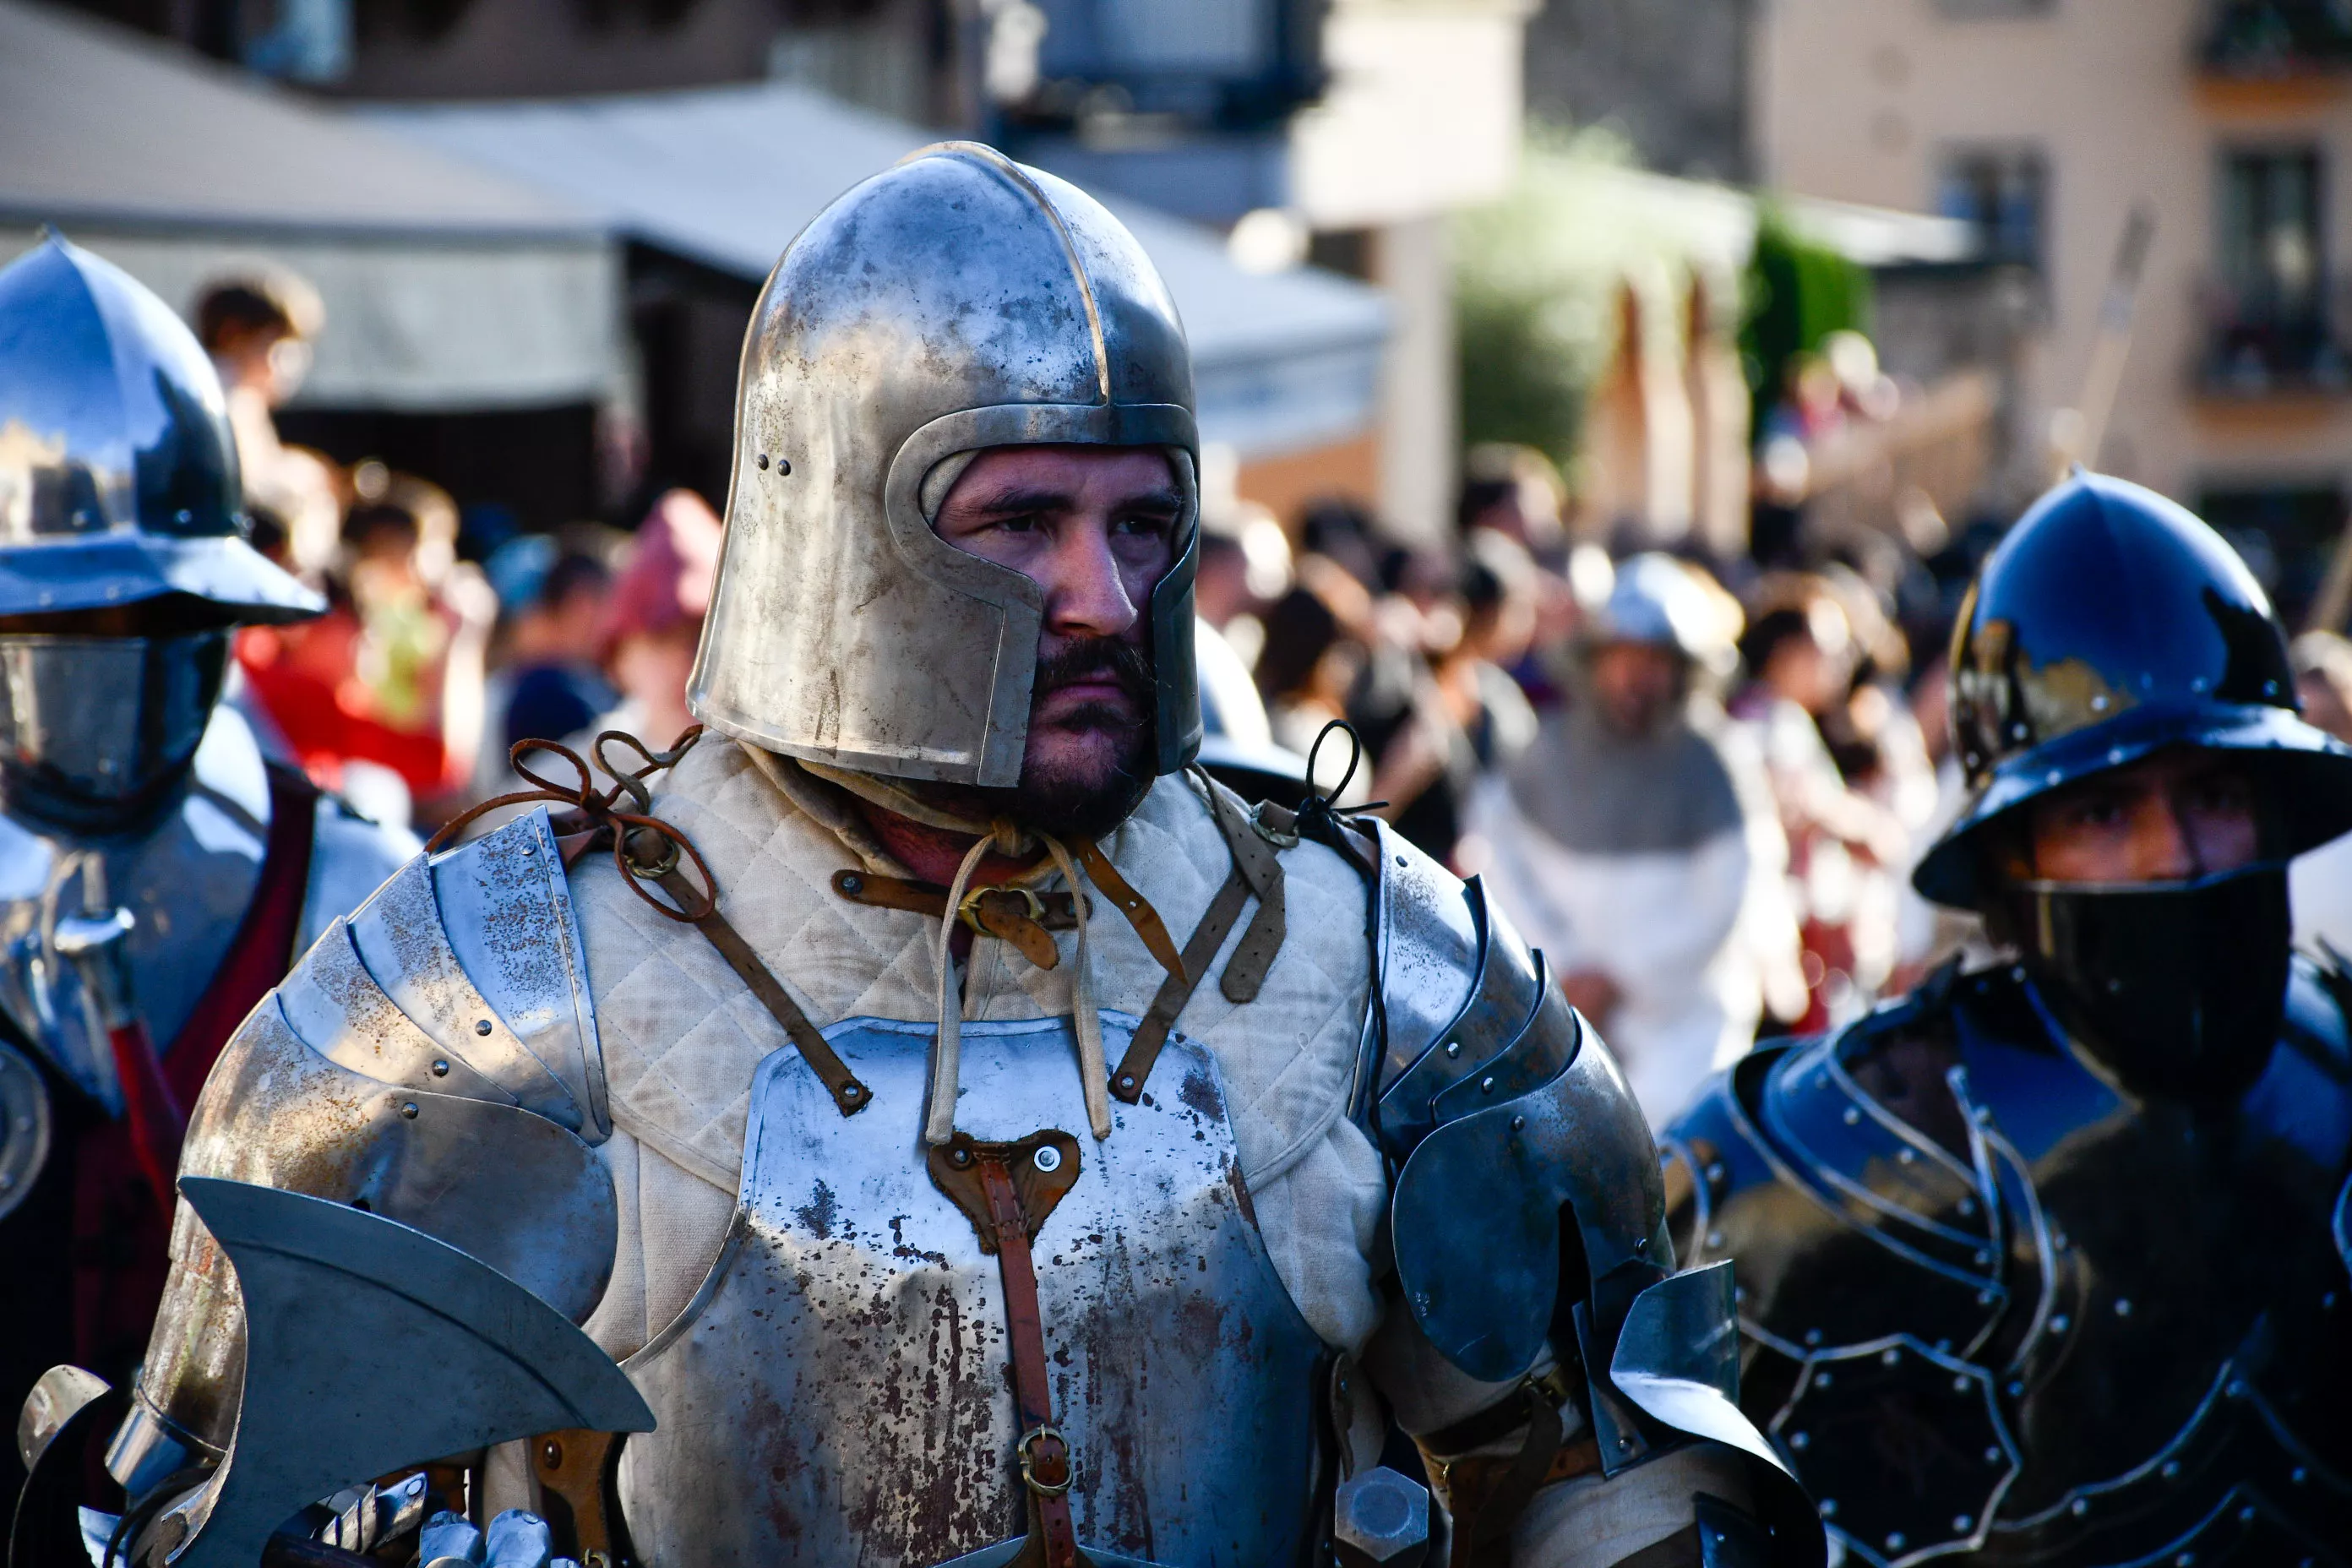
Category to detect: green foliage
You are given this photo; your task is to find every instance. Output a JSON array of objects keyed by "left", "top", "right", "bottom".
[{"left": 1740, "top": 208, "right": 1873, "bottom": 410}]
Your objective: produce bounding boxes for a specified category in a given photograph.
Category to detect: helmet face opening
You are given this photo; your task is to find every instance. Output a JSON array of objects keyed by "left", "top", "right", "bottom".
[
  {"left": 0, "top": 630, "right": 231, "bottom": 826},
  {"left": 687, "top": 145, "right": 1200, "bottom": 790},
  {"left": 1915, "top": 472, "right": 2352, "bottom": 910}
]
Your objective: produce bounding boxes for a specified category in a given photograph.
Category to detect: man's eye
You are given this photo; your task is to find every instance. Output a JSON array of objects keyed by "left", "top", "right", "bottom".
[{"left": 994, "top": 514, "right": 1040, "bottom": 534}]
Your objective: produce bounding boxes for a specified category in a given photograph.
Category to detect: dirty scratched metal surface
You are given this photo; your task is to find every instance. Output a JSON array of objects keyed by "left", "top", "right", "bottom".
[{"left": 618, "top": 1014, "right": 1323, "bottom": 1567}]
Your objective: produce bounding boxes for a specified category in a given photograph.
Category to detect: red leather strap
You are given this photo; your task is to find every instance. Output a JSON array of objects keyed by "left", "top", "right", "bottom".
[{"left": 71, "top": 761, "right": 318, "bottom": 1367}]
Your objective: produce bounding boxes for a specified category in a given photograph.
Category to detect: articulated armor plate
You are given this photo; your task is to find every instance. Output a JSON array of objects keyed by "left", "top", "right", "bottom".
[
  {"left": 122, "top": 809, "right": 613, "bottom": 1489},
  {"left": 618, "top": 1012, "right": 1324, "bottom": 1568},
  {"left": 1351, "top": 820, "right": 1818, "bottom": 1555},
  {"left": 1668, "top": 959, "right": 2352, "bottom": 1566}
]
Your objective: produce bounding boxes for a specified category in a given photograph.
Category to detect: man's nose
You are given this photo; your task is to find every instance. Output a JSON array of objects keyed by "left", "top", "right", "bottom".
[
  {"left": 1041, "top": 520, "right": 1139, "bottom": 640},
  {"left": 2142, "top": 800, "right": 2202, "bottom": 881}
]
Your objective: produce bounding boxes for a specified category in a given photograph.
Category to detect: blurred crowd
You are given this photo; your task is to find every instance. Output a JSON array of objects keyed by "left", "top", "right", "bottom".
[
  {"left": 195, "top": 269, "right": 725, "bottom": 838},
  {"left": 1201, "top": 423, "right": 1985, "bottom": 1127},
  {"left": 195, "top": 264, "right": 2099, "bottom": 1128}
]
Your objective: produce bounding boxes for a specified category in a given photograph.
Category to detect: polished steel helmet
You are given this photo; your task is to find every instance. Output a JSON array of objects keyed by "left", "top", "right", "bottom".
[
  {"left": 0, "top": 235, "right": 320, "bottom": 624},
  {"left": 1914, "top": 471, "right": 2352, "bottom": 909},
  {"left": 688, "top": 143, "right": 1201, "bottom": 787},
  {"left": 0, "top": 237, "right": 320, "bottom": 824}
]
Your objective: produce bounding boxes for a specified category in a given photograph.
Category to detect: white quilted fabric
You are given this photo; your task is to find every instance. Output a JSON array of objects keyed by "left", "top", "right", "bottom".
[{"left": 572, "top": 738, "right": 1387, "bottom": 1358}]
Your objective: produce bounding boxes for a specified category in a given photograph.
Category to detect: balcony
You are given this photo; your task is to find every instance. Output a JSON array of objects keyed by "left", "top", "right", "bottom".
[
  {"left": 2197, "top": 276, "right": 2352, "bottom": 397},
  {"left": 2199, "top": 0, "right": 2352, "bottom": 79}
]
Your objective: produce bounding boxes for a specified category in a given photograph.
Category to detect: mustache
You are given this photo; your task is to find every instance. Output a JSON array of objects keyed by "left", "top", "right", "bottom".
[{"left": 1032, "top": 638, "right": 1153, "bottom": 707}]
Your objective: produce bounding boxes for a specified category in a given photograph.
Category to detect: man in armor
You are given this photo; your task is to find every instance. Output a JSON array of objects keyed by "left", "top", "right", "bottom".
[
  {"left": 0, "top": 237, "right": 413, "bottom": 1498},
  {"left": 52, "top": 148, "right": 1820, "bottom": 1568},
  {"left": 1664, "top": 471, "right": 2352, "bottom": 1566}
]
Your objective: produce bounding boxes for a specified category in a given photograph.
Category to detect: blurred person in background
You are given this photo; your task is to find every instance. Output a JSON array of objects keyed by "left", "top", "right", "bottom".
[
  {"left": 194, "top": 269, "right": 340, "bottom": 578},
  {"left": 586, "top": 488, "right": 722, "bottom": 754},
  {"left": 1470, "top": 553, "right": 1798, "bottom": 1124},
  {"left": 0, "top": 241, "right": 411, "bottom": 1498},
  {"left": 2289, "top": 629, "right": 2352, "bottom": 958},
  {"left": 1668, "top": 473, "right": 2352, "bottom": 1567},
  {"left": 1734, "top": 577, "right": 1911, "bottom": 1028},
  {"left": 235, "top": 469, "right": 494, "bottom": 829},
  {"left": 473, "top": 532, "right": 618, "bottom": 798}
]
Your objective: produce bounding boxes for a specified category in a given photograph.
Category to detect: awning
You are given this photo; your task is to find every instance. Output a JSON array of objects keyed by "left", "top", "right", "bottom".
[
  {"left": 0, "top": 0, "right": 622, "bottom": 411},
  {"left": 369, "top": 84, "right": 1391, "bottom": 460}
]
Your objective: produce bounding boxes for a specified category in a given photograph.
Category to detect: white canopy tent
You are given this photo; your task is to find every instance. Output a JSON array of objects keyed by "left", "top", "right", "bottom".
[
  {"left": 369, "top": 84, "right": 1392, "bottom": 460},
  {"left": 0, "top": 0, "right": 622, "bottom": 411}
]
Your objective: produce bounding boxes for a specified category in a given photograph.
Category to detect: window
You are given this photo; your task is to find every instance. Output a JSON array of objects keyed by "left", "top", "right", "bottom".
[
  {"left": 1936, "top": 146, "right": 2048, "bottom": 269},
  {"left": 2202, "top": 146, "right": 2346, "bottom": 391}
]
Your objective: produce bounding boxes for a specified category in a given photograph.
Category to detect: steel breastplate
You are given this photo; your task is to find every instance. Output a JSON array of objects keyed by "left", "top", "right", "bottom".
[
  {"left": 617, "top": 1012, "right": 1326, "bottom": 1568},
  {"left": 0, "top": 703, "right": 270, "bottom": 1112}
]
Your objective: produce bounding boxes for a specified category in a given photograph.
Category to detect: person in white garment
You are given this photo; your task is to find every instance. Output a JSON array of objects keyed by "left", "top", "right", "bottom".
[
  {"left": 1472, "top": 553, "right": 1796, "bottom": 1126},
  {"left": 63, "top": 149, "right": 1821, "bottom": 1568}
]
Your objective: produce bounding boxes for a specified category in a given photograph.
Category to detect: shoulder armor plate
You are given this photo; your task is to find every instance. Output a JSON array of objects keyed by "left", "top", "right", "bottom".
[{"left": 137, "top": 808, "right": 616, "bottom": 1462}]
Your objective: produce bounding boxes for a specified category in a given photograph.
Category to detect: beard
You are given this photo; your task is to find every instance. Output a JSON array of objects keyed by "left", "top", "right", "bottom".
[{"left": 910, "top": 635, "right": 1157, "bottom": 841}]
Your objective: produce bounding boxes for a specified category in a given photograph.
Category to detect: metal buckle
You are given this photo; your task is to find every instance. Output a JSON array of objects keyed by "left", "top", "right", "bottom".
[
  {"left": 960, "top": 884, "right": 1045, "bottom": 934},
  {"left": 1016, "top": 1424, "right": 1075, "bottom": 1497}
]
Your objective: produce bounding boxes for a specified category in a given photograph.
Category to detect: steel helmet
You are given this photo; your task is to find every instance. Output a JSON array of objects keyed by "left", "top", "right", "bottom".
[
  {"left": 688, "top": 144, "right": 1200, "bottom": 787},
  {"left": 0, "top": 236, "right": 319, "bottom": 624},
  {"left": 1914, "top": 471, "right": 2352, "bottom": 909},
  {"left": 0, "top": 237, "right": 321, "bottom": 822}
]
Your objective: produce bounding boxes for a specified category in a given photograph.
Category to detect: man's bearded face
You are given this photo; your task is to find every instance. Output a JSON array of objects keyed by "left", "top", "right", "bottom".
[{"left": 925, "top": 444, "right": 1184, "bottom": 839}]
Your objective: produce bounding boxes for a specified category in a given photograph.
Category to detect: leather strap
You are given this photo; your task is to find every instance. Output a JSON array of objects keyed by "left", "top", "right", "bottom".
[
  {"left": 834, "top": 870, "right": 1083, "bottom": 971},
  {"left": 1109, "top": 866, "right": 1251, "bottom": 1102},
  {"left": 1425, "top": 1378, "right": 1577, "bottom": 1568},
  {"left": 1070, "top": 839, "right": 1186, "bottom": 983},
  {"left": 1106, "top": 774, "right": 1294, "bottom": 1102},
  {"left": 656, "top": 865, "right": 870, "bottom": 1117},
  {"left": 928, "top": 1136, "right": 1082, "bottom": 1568}
]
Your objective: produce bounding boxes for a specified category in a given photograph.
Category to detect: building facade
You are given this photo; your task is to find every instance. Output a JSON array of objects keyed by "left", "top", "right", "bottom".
[{"left": 1753, "top": 0, "right": 2352, "bottom": 623}]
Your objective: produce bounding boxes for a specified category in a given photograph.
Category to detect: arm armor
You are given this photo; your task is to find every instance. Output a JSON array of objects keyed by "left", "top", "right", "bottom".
[
  {"left": 1346, "top": 819, "right": 1822, "bottom": 1563},
  {"left": 114, "top": 809, "right": 615, "bottom": 1496}
]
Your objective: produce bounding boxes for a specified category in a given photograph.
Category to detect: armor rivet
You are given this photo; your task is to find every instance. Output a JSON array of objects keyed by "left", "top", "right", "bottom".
[
  {"left": 2071, "top": 1499, "right": 2089, "bottom": 1516},
  {"left": 1978, "top": 1290, "right": 1996, "bottom": 1306},
  {"left": 758, "top": 455, "right": 770, "bottom": 470},
  {"left": 1032, "top": 1145, "right": 1062, "bottom": 1173},
  {"left": 842, "top": 1083, "right": 863, "bottom": 1101},
  {"left": 1953, "top": 1515, "right": 1972, "bottom": 1533},
  {"left": 1819, "top": 1500, "right": 1838, "bottom": 1518},
  {"left": 2161, "top": 1461, "right": 2180, "bottom": 1478},
  {"left": 543, "top": 1439, "right": 564, "bottom": 1467},
  {"left": 1705, "top": 1162, "right": 1724, "bottom": 1181},
  {"left": 1479, "top": 1075, "right": 1495, "bottom": 1093},
  {"left": 1511, "top": 1115, "right": 1526, "bottom": 1131},
  {"left": 2114, "top": 1298, "right": 2132, "bottom": 1316},
  {"left": 475, "top": 1019, "right": 493, "bottom": 1036},
  {"left": 1952, "top": 1374, "right": 1970, "bottom": 1392},
  {"left": 1984, "top": 1446, "right": 2001, "bottom": 1463},
  {"left": 841, "top": 874, "right": 863, "bottom": 893},
  {"left": 2092, "top": 694, "right": 2108, "bottom": 711},
  {"left": 2108, "top": 747, "right": 2125, "bottom": 765},
  {"left": 2050, "top": 1315, "right": 2070, "bottom": 1333},
  {"left": 1445, "top": 1042, "right": 1460, "bottom": 1059},
  {"left": 2226, "top": 1379, "right": 2246, "bottom": 1398},
  {"left": 1788, "top": 1432, "right": 1808, "bottom": 1449},
  {"left": 2295, "top": 1467, "right": 2310, "bottom": 1484},
  {"left": 1973, "top": 1250, "right": 1990, "bottom": 1267},
  {"left": 1885, "top": 1535, "right": 1906, "bottom": 1552},
  {"left": 2175, "top": 1554, "right": 2194, "bottom": 1568},
  {"left": 2237, "top": 1506, "right": 2254, "bottom": 1523},
  {"left": 1880, "top": 1348, "right": 1898, "bottom": 1366},
  {"left": 1707, "top": 1230, "right": 1723, "bottom": 1249},
  {"left": 1957, "top": 1197, "right": 1976, "bottom": 1216},
  {"left": 1804, "top": 1329, "right": 1823, "bottom": 1347},
  {"left": 1118, "top": 1075, "right": 1135, "bottom": 1091},
  {"left": 1843, "top": 1108, "right": 1859, "bottom": 1125},
  {"left": 1815, "top": 1371, "right": 1832, "bottom": 1388},
  {"left": 1897, "top": 1148, "right": 1916, "bottom": 1165},
  {"left": 950, "top": 1147, "right": 972, "bottom": 1167},
  {"left": 432, "top": 1060, "right": 449, "bottom": 1077},
  {"left": 400, "top": 1102, "right": 418, "bottom": 1119},
  {"left": 777, "top": 459, "right": 792, "bottom": 476}
]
